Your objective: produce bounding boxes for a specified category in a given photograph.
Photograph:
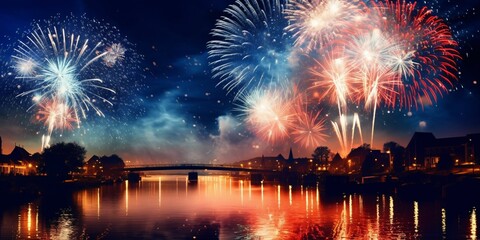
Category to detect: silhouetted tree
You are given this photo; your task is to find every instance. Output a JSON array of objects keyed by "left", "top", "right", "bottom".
[
  {"left": 312, "top": 146, "right": 330, "bottom": 165},
  {"left": 42, "top": 142, "right": 86, "bottom": 180}
]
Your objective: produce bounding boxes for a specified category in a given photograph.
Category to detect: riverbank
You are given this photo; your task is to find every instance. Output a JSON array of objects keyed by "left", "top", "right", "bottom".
[
  {"left": 0, "top": 175, "right": 105, "bottom": 204},
  {"left": 319, "top": 171, "right": 480, "bottom": 206},
  {"left": 253, "top": 170, "right": 480, "bottom": 205}
]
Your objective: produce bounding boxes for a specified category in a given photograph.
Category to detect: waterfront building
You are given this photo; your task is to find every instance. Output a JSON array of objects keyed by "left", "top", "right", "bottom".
[{"left": 405, "top": 132, "right": 480, "bottom": 169}]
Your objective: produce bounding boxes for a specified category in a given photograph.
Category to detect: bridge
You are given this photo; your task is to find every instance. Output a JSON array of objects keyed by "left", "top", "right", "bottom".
[
  {"left": 124, "top": 164, "right": 276, "bottom": 182},
  {"left": 124, "top": 164, "right": 276, "bottom": 173}
]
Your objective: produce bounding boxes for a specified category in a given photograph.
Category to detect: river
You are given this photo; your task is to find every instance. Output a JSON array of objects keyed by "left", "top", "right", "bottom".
[{"left": 1, "top": 175, "right": 478, "bottom": 239}]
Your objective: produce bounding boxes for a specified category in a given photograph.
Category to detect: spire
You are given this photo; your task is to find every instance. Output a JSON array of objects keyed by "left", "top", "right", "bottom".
[{"left": 288, "top": 147, "right": 294, "bottom": 162}]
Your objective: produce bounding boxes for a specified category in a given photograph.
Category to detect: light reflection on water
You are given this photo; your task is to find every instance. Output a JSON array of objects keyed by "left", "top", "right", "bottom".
[{"left": 0, "top": 175, "right": 479, "bottom": 239}]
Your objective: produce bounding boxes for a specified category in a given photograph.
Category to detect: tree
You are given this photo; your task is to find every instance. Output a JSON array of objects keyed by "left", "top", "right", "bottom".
[
  {"left": 312, "top": 146, "right": 330, "bottom": 166},
  {"left": 42, "top": 142, "right": 86, "bottom": 180}
]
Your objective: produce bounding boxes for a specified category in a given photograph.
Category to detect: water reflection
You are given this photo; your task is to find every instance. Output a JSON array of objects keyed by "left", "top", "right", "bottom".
[
  {"left": 414, "top": 200, "right": 419, "bottom": 233},
  {"left": 1, "top": 175, "right": 479, "bottom": 239},
  {"left": 472, "top": 207, "right": 477, "bottom": 239},
  {"left": 442, "top": 208, "right": 447, "bottom": 237}
]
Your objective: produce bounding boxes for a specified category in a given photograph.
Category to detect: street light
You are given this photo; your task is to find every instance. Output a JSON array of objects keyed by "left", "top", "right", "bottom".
[{"left": 386, "top": 150, "right": 392, "bottom": 172}]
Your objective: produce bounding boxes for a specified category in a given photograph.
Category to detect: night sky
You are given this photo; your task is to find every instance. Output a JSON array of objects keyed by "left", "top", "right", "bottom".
[{"left": 0, "top": 0, "right": 479, "bottom": 164}]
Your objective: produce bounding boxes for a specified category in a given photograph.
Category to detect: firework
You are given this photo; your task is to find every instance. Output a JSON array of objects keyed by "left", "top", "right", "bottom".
[
  {"left": 13, "top": 25, "right": 116, "bottom": 123},
  {"left": 309, "top": 54, "right": 352, "bottom": 109},
  {"left": 8, "top": 15, "right": 145, "bottom": 150},
  {"left": 103, "top": 43, "right": 126, "bottom": 67},
  {"left": 211, "top": 0, "right": 461, "bottom": 152},
  {"left": 291, "top": 109, "right": 327, "bottom": 148},
  {"left": 343, "top": 1, "right": 459, "bottom": 147},
  {"left": 308, "top": 52, "right": 364, "bottom": 155},
  {"left": 285, "top": 0, "right": 366, "bottom": 52},
  {"left": 36, "top": 98, "right": 77, "bottom": 132},
  {"left": 35, "top": 98, "right": 78, "bottom": 149},
  {"left": 371, "top": 0, "right": 461, "bottom": 109},
  {"left": 207, "top": 0, "right": 292, "bottom": 98},
  {"left": 238, "top": 89, "right": 294, "bottom": 143}
]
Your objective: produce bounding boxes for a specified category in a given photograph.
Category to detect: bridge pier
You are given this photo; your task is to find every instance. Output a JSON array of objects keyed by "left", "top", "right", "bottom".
[
  {"left": 127, "top": 172, "right": 141, "bottom": 182},
  {"left": 250, "top": 173, "right": 263, "bottom": 185},
  {"left": 188, "top": 172, "right": 198, "bottom": 182}
]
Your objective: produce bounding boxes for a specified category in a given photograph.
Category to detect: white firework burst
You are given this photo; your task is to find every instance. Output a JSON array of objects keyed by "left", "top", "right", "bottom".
[
  {"left": 12, "top": 25, "right": 116, "bottom": 126},
  {"left": 103, "top": 43, "right": 126, "bottom": 67},
  {"left": 207, "top": 0, "right": 293, "bottom": 98}
]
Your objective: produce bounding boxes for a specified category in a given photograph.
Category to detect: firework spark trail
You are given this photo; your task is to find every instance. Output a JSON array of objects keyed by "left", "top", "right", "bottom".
[
  {"left": 309, "top": 54, "right": 362, "bottom": 155},
  {"left": 351, "top": 113, "right": 363, "bottom": 149},
  {"left": 36, "top": 98, "right": 78, "bottom": 149},
  {"left": 290, "top": 94, "right": 327, "bottom": 148},
  {"left": 285, "top": 0, "right": 367, "bottom": 52},
  {"left": 208, "top": 0, "right": 292, "bottom": 99}
]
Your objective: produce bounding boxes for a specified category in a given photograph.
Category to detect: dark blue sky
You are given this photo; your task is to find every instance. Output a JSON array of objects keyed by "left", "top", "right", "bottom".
[{"left": 0, "top": 0, "right": 479, "bottom": 163}]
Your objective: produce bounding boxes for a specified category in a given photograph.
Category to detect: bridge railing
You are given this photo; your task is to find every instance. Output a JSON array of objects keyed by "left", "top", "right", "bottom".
[
  {"left": 125, "top": 163, "right": 244, "bottom": 169},
  {"left": 124, "top": 163, "right": 277, "bottom": 172}
]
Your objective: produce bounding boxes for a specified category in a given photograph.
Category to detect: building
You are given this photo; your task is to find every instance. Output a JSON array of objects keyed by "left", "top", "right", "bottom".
[
  {"left": 329, "top": 153, "right": 345, "bottom": 174},
  {"left": 405, "top": 132, "right": 480, "bottom": 169},
  {"left": 345, "top": 144, "right": 371, "bottom": 174},
  {"left": 0, "top": 137, "right": 38, "bottom": 175},
  {"left": 236, "top": 154, "right": 287, "bottom": 170}
]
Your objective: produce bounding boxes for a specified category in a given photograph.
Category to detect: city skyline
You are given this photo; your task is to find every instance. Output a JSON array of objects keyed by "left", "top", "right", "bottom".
[{"left": 1, "top": 0, "right": 480, "bottom": 163}]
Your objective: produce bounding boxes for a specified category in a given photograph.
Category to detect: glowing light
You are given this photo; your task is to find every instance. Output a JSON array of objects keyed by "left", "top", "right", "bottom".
[
  {"left": 442, "top": 208, "right": 446, "bottom": 236},
  {"left": 97, "top": 188, "right": 101, "bottom": 218},
  {"left": 27, "top": 204, "right": 32, "bottom": 233},
  {"left": 240, "top": 180, "right": 244, "bottom": 205},
  {"left": 159, "top": 177, "right": 162, "bottom": 207},
  {"left": 414, "top": 201, "right": 419, "bottom": 233},
  {"left": 277, "top": 185, "right": 281, "bottom": 209},
  {"left": 471, "top": 207, "right": 477, "bottom": 240},
  {"left": 389, "top": 196, "right": 394, "bottom": 225},
  {"left": 125, "top": 180, "right": 129, "bottom": 216},
  {"left": 289, "top": 185, "right": 292, "bottom": 206}
]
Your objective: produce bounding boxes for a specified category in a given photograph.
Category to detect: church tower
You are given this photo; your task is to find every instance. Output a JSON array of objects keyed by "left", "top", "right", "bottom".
[{"left": 287, "top": 147, "right": 294, "bottom": 164}]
